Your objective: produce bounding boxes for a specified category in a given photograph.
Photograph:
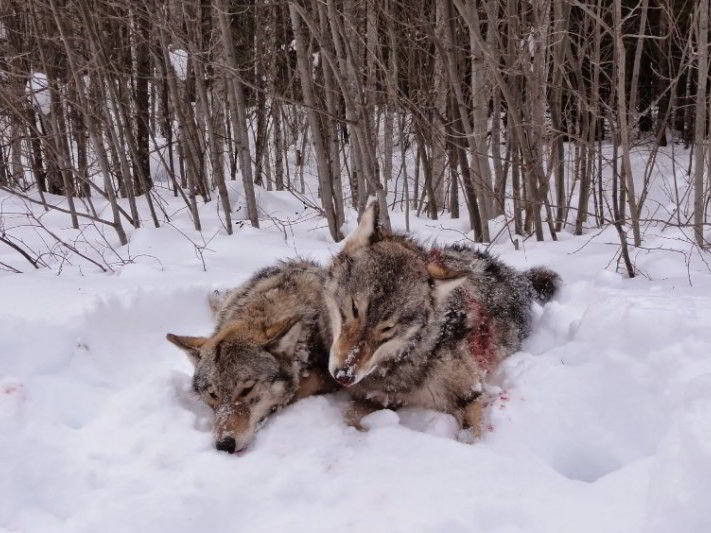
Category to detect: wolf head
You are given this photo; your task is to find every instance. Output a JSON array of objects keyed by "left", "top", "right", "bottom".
[
  {"left": 325, "top": 202, "right": 465, "bottom": 387},
  {"left": 166, "top": 318, "right": 303, "bottom": 454}
]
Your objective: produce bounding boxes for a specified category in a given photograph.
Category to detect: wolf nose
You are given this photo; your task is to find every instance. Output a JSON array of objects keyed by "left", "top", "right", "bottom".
[
  {"left": 333, "top": 369, "right": 355, "bottom": 387},
  {"left": 216, "top": 436, "right": 237, "bottom": 454}
]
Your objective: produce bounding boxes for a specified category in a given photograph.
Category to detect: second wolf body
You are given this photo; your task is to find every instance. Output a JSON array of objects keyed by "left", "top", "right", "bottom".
[{"left": 325, "top": 203, "right": 560, "bottom": 431}]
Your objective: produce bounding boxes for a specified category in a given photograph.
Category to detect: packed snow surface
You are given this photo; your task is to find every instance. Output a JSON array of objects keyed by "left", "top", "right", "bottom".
[{"left": 1, "top": 191, "right": 711, "bottom": 532}]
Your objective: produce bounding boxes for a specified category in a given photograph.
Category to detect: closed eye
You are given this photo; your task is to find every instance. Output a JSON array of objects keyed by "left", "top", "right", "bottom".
[
  {"left": 239, "top": 382, "right": 255, "bottom": 398},
  {"left": 204, "top": 388, "right": 219, "bottom": 407},
  {"left": 378, "top": 325, "right": 396, "bottom": 343}
]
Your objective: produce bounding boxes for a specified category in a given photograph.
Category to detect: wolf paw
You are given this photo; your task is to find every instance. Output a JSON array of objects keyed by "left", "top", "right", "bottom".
[
  {"left": 457, "top": 428, "right": 478, "bottom": 444},
  {"left": 344, "top": 400, "right": 382, "bottom": 431}
]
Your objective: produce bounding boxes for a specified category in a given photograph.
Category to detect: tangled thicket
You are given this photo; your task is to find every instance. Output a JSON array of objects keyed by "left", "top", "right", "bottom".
[{"left": 0, "top": 0, "right": 709, "bottom": 257}]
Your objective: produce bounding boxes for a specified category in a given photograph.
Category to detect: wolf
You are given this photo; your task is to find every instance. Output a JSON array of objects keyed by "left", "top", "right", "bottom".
[
  {"left": 324, "top": 202, "right": 560, "bottom": 434},
  {"left": 166, "top": 259, "right": 336, "bottom": 454}
]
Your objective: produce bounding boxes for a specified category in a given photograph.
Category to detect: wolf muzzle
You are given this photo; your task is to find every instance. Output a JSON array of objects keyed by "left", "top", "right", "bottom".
[
  {"left": 215, "top": 436, "right": 237, "bottom": 454},
  {"left": 214, "top": 402, "right": 251, "bottom": 454},
  {"left": 332, "top": 366, "right": 357, "bottom": 386}
]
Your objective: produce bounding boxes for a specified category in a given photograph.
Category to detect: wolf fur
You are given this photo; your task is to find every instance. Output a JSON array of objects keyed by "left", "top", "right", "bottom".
[
  {"left": 325, "top": 202, "right": 560, "bottom": 433},
  {"left": 166, "top": 259, "right": 336, "bottom": 454}
]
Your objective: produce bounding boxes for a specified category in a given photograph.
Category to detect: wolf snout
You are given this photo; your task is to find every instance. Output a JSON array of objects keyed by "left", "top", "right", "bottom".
[
  {"left": 216, "top": 436, "right": 237, "bottom": 454},
  {"left": 333, "top": 368, "right": 356, "bottom": 387}
]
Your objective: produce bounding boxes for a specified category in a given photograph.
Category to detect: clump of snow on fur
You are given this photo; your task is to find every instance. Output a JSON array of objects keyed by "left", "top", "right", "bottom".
[{"left": 344, "top": 345, "right": 360, "bottom": 366}]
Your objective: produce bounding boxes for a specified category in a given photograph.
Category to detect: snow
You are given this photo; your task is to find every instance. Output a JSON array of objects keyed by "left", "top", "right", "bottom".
[
  {"left": 360, "top": 408, "right": 400, "bottom": 430},
  {"left": 169, "top": 49, "right": 189, "bottom": 81},
  {"left": 26, "top": 73, "right": 50, "bottom": 115},
  {"left": 2, "top": 156, "right": 711, "bottom": 531}
]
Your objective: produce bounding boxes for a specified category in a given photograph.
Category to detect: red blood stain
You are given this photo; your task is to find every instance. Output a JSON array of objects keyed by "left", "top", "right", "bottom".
[
  {"left": 427, "top": 248, "right": 443, "bottom": 266},
  {"left": 428, "top": 247, "right": 498, "bottom": 371},
  {"left": 1, "top": 383, "right": 23, "bottom": 396},
  {"left": 497, "top": 391, "right": 510, "bottom": 409},
  {"left": 464, "top": 292, "right": 497, "bottom": 372}
]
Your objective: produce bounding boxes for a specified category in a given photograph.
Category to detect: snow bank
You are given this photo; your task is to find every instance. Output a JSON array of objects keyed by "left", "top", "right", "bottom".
[{"left": 1, "top": 191, "right": 710, "bottom": 532}]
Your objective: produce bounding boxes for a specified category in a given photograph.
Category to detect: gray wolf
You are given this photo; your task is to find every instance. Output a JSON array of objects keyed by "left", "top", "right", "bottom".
[
  {"left": 324, "top": 202, "right": 560, "bottom": 434},
  {"left": 167, "top": 259, "right": 336, "bottom": 454}
]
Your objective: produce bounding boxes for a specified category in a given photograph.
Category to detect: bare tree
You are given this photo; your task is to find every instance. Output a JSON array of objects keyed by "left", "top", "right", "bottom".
[{"left": 693, "top": 0, "right": 709, "bottom": 248}]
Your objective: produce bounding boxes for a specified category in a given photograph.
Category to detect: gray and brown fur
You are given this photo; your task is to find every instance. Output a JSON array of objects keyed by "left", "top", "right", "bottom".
[
  {"left": 167, "top": 259, "right": 336, "bottom": 454},
  {"left": 325, "top": 202, "right": 560, "bottom": 434}
]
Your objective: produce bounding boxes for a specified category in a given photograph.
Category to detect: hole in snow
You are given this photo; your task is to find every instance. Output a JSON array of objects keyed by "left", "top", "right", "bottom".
[{"left": 545, "top": 445, "right": 623, "bottom": 482}]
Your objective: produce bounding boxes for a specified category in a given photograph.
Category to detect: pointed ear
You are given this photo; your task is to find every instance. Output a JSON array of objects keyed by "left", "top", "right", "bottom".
[
  {"left": 432, "top": 277, "right": 468, "bottom": 305},
  {"left": 427, "top": 259, "right": 467, "bottom": 305},
  {"left": 344, "top": 200, "right": 383, "bottom": 255},
  {"left": 166, "top": 333, "right": 207, "bottom": 367},
  {"left": 266, "top": 319, "right": 303, "bottom": 357}
]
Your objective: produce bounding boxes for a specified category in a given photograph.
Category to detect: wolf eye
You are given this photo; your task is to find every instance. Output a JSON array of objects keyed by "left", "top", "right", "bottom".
[
  {"left": 379, "top": 324, "right": 396, "bottom": 342},
  {"left": 239, "top": 381, "right": 255, "bottom": 398},
  {"left": 204, "top": 387, "right": 218, "bottom": 402}
]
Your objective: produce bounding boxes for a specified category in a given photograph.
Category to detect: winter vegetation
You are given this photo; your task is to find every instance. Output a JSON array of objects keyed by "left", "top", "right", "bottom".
[
  {"left": 1, "top": 0, "right": 711, "bottom": 532},
  {"left": 0, "top": 0, "right": 709, "bottom": 263}
]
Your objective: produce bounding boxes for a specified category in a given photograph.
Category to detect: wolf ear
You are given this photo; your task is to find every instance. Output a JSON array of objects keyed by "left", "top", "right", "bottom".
[
  {"left": 166, "top": 333, "right": 207, "bottom": 366},
  {"left": 427, "top": 261, "right": 467, "bottom": 305},
  {"left": 343, "top": 200, "right": 383, "bottom": 255},
  {"left": 265, "top": 319, "right": 303, "bottom": 357}
]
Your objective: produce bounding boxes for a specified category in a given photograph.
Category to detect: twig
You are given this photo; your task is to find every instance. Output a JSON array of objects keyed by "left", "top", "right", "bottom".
[
  {"left": 0, "top": 260, "right": 22, "bottom": 274},
  {"left": 28, "top": 212, "right": 109, "bottom": 272}
]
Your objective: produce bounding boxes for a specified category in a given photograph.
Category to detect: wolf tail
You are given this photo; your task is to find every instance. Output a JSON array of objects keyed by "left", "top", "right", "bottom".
[{"left": 526, "top": 267, "right": 561, "bottom": 304}]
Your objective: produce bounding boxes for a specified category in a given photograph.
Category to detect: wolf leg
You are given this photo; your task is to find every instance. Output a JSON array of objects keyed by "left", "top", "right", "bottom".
[
  {"left": 459, "top": 396, "right": 485, "bottom": 440},
  {"left": 344, "top": 399, "right": 382, "bottom": 431},
  {"left": 294, "top": 368, "right": 339, "bottom": 400}
]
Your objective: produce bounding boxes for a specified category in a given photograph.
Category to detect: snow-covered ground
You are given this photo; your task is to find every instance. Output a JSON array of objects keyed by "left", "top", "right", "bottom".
[{"left": 2, "top": 177, "right": 711, "bottom": 532}]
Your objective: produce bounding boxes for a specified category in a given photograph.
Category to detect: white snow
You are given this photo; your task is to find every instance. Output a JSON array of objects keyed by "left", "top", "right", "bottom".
[
  {"left": 26, "top": 72, "right": 50, "bottom": 115},
  {"left": 169, "top": 49, "right": 189, "bottom": 81},
  {"left": 360, "top": 408, "right": 400, "bottom": 430},
  {"left": 2, "top": 150, "right": 711, "bottom": 531}
]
